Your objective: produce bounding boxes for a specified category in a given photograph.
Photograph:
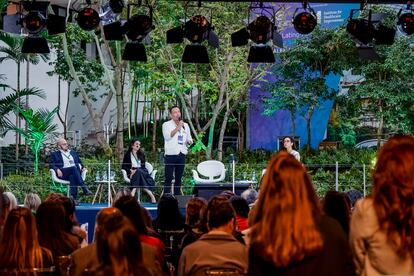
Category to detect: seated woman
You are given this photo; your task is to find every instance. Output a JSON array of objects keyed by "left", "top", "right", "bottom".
[
  {"left": 0, "top": 207, "right": 53, "bottom": 272},
  {"left": 122, "top": 139, "right": 155, "bottom": 194}
]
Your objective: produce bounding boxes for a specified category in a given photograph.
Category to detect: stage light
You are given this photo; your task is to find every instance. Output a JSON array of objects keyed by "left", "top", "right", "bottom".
[
  {"left": 346, "top": 18, "right": 374, "bottom": 45},
  {"left": 109, "top": 0, "right": 124, "bottom": 14},
  {"left": 77, "top": 7, "right": 100, "bottom": 31},
  {"left": 23, "top": 11, "right": 46, "bottom": 34},
  {"left": 231, "top": 4, "right": 282, "bottom": 63},
  {"left": 125, "top": 14, "right": 154, "bottom": 41},
  {"left": 166, "top": 12, "right": 219, "bottom": 64},
  {"left": 292, "top": 1, "right": 317, "bottom": 35},
  {"left": 22, "top": 36, "right": 49, "bottom": 53},
  {"left": 397, "top": 4, "right": 414, "bottom": 35}
]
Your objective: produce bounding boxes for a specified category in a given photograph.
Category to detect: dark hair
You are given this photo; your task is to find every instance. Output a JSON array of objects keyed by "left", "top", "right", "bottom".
[
  {"left": 185, "top": 197, "right": 207, "bottom": 227},
  {"left": 127, "top": 139, "right": 145, "bottom": 164},
  {"left": 45, "top": 193, "right": 77, "bottom": 231},
  {"left": 114, "top": 195, "right": 147, "bottom": 235},
  {"left": 230, "top": 196, "right": 250, "bottom": 218},
  {"left": 283, "top": 136, "right": 296, "bottom": 150},
  {"left": 346, "top": 189, "right": 363, "bottom": 208},
  {"left": 153, "top": 194, "right": 184, "bottom": 231},
  {"left": 169, "top": 105, "right": 180, "bottom": 113},
  {"left": 322, "top": 191, "right": 350, "bottom": 235},
  {"left": 206, "top": 196, "right": 234, "bottom": 229}
]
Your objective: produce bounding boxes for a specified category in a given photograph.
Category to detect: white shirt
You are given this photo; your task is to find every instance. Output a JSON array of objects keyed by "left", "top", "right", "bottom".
[
  {"left": 60, "top": 150, "right": 75, "bottom": 168},
  {"left": 290, "top": 150, "right": 300, "bottom": 161},
  {"left": 130, "top": 152, "right": 141, "bottom": 168},
  {"left": 162, "top": 119, "right": 193, "bottom": 155}
]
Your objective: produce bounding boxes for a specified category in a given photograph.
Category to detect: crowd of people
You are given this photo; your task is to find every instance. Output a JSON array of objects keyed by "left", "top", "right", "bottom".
[{"left": 0, "top": 135, "right": 413, "bottom": 275}]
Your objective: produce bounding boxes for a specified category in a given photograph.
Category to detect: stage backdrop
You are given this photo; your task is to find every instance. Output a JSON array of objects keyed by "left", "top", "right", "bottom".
[{"left": 248, "top": 3, "right": 359, "bottom": 151}]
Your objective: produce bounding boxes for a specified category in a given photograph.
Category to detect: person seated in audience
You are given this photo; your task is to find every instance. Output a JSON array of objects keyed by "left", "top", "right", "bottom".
[
  {"left": 90, "top": 210, "right": 149, "bottom": 275},
  {"left": 230, "top": 196, "right": 250, "bottom": 232},
  {"left": 178, "top": 195, "right": 248, "bottom": 276},
  {"left": 114, "top": 196, "right": 165, "bottom": 276},
  {"left": 0, "top": 193, "right": 10, "bottom": 242},
  {"left": 153, "top": 194, "right": 185, "bottom": 232},
  {"left": 248, "top": 152, "right": 354, "bottom": 276},
  {"left": 0, "top": 207, "right": 53, "bottom": 272},
  {"left": 122, "top": 139, "right": 155, "bottom": 192},
  {"left": 181, "top": 197, "right": 208, "bottom": 250},
  {"left": 24, "top": 193, "right": 42, "bottom": 215},
  {"left": 350, "top": 135, "right": 414, "bottom": 275},
  {"left": 46, "top": 193, "right": 87, "bottom": 247},
  {"left": 322, "top": 191, "right": 350, "bottom": 236},
  {"left": 3, "top": 192, "right": 17, "bottom": 211},
  {"left": 346, "top": 189, "right": 363, "bottom": 211},
  {"left": 70, "top": 207, "right": 122, "bottom": 276},
  {"left": 36, "top": 201, "right": 80, "bottom": 264},
  {"left": 140, "top": 206, "right": 160, "bottom": 238},
  {"left": 241, "top": 188, "right": 258, "bottom": 207}
]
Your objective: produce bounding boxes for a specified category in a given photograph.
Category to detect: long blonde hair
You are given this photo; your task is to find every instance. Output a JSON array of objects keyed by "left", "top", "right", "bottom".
[{"left": 251, "top": 152, "right": 323, "bottom": 267}]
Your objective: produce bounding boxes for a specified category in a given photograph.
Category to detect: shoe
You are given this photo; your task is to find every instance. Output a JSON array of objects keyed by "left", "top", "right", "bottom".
[{"left": 83, "top": 188, "right": 93, "bottom": 196}]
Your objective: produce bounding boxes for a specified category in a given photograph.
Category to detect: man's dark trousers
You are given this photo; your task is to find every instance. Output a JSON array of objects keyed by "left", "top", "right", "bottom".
[{"left": 164, "top": 153, "right": 185, "bottom": 195}]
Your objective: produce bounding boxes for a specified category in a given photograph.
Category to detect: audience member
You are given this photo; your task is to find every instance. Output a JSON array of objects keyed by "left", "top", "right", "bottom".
[
  {"left": 91, "top": 211, "right": 149, "bottom": 275},
  {"left": 178, "top": 195, "right": 248, "bottom": 276},
  {"left": 350, "top": 135, "right": 414, "bottom": 275},
  {"left": 248, "top": 152, "right": 354, "bottom": 276},
  {"left": 153, "top": 194, "right": 184, "bottom": 232},
  {"left": 241, "top": 188, "right": 258, "bottom": 207},
  {"left": 181, "top": 197, "right": 208, "bottom": 250},
  {"left": 322, "top": 191, "right": 350, "bottom": 235},
  {"left": 114, "top": 196, "right": 165, "bottom": 275},
  {"left": 230, "top": 196, "right": 250, "bottom": 231},
  {"left": 36, "top": 201, "right": 80, "bottom": 263},
  {"left": 70, "top": 207, "right": 122, "bottom": 276},
  {"left": 0, "top": 207, "right": 53, "bottom": 271},
  {"left": 0, "top": 193, "right": 10, "bottom": 241},
  {"left": 24, "top": 193, "right": 41, "bottom": 215},
  {"left": 346, "top": 189, "right": 363, "bottom": 210},
  {"left": 3, "top": 192, "right": 17, "bottom": 211}
]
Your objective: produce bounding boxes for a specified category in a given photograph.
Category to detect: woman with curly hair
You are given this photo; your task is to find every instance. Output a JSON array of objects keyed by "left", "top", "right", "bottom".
[
  {"left": 0, "top": 207, "right": 53, "bottom": 271},
  {"left": 350, "top": 135, "right": 414, "bottom": 275},
  {"left": 248, "top": 152, "right": 354, "bottom": 276}
]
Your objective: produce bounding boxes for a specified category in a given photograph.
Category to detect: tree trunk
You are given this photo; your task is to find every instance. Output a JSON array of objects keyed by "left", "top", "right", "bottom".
[
  {"left": 114, "top": 66, "right": 124, "bottom": 160},
  {"left": 25, "top": 62, "right": 29, "bottom": 155},
  {"left": 152, "top": 107, "right": 157, "bottom": 155},
  {"left": 238, "top": 111, "right": 245, "bottom": 153},
  {"left": 306, "top": 108, "right": 314, "bottom": 152},
  {"left": 15, "top": 62, "right": 20, "bottom": 161},
  {"left": 218, "top": 100, "right": 240, "bottom": 161},
  {"left": 377, "top": 100, "right": 384, "bottom": 149},
  {"left": 56, "top": 77, "right": 68, "bottom": 138}
]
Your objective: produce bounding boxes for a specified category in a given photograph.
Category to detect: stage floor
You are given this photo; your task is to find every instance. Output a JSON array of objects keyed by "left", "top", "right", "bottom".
[{"left": 75, "top": 203, "right": 158, "bottom": 242}]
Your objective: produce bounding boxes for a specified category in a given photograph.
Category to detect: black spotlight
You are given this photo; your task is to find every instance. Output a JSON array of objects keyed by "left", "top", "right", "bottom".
[
  {"left": 347, "top": 18, "right": 375, "bottom": 45},
  {"left": 122, "top": 14, "right": 154, "bottom": 61},
  {"left": 292, "top": 1, "right": 317, "bottom": 35},
  {"left": 231, "top": 5, "right": 282, "bottom": 63},
  {"left": 109, "top": 0, "right": 124, "bottom": 14},
  {"left": 22, "top": 36, "right": 49, "bottom": 53},
  {"left": 77, "top": 7, "right": 100, "bottom": 31},
  {"left": 23, "top": 11, "right": 46, "bottom": 34},
  {"left": 397, "top": 4, "right": 414, "bottom": 36},
  {"left": 166, "top": 12, "right": 219, "bottom": 64}
]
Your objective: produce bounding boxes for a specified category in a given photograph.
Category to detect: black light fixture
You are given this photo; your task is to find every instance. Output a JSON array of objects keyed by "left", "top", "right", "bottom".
[
  {"left": 19, "top": 1, "right": 50, "bottom": 53},
  {"left": 231, "top": 3, "right": 282, "bottom": 63},
  {"left": 77, "top": 7, "right": 101, "bottom": 31},
  {"left": 100, "top": 0, "right": 124, "bottom": 26},
  {"left": 397, "top": 3, "right": 414, "bottom": 35},
  {"left": 292, "top": 0, "right": 317, "bottom": 35},
  {"left": 166, "top": 3, "right": 219, "bottom": 64},
  {"left": 346, "top": 4, "right": 396, "bottom": 60}
]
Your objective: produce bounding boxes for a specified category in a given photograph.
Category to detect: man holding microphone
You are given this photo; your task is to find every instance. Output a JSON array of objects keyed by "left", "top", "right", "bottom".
[{"left": 162, "top": 106, "right": 193, "bottom": 195}]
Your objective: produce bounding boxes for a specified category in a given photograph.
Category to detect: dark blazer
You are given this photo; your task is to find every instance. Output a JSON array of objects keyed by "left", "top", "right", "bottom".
[
  {"left": 50, "top": 150, "right": 83, "bottom": 172},
  {"left": 121, "top": 150, "right": 146, "bottom": 178}
]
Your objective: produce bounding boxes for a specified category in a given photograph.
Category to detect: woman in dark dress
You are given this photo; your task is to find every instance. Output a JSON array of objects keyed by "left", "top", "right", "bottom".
[{"left": 122, "top": 139, "right": 155, "bottom": 192}]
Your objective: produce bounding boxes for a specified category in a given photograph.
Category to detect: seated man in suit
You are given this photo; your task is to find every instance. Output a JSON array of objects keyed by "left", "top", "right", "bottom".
[{"left": 50, "top": 138, "right": 92, "bottom": 200}]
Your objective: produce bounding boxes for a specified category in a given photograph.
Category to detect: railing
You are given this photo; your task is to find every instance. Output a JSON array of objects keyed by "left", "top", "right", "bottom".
[{"left": 0, "top": 160, "right": 372, "bottom": 204}]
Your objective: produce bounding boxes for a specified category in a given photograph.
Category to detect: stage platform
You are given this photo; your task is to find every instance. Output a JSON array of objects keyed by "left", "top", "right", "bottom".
[{"left": 75, "top": 203, "right": 159, "bottom": 242}]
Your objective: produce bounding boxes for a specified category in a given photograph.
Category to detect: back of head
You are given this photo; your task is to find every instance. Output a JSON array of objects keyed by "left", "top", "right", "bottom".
[
  {"left": 251, "top": 151, "right": 322, "bottom": 267},
  {"left": 372, "top": 135, "right": 414, "bottom": 258},
  {"left": 45, "top": 193, "right": 76, "bottom": 231},
  {"left": 241, "top": 188, "right": 258, "bottom": 206},
  {"left": 155, "top": 194, "right": 183, "bottom": 231},
  {"left": 3, "top": 192, "right": 17, "bottom": 211},
  {"left": 230, "top": 196, "right": 250, "bottom": 218},
  {"left": 322, "top": 191, "right": 350, "bottom": 235},
  {"left": 206, "top": 196, "right": 234, "bottom": 230},
  {"left": 0, "top": 207, "right": 45, "bottom": 268},
  {"left": 113, "top": 196, "right": 147, "bottom": 235},
  {"left": 95, "top": 214, "right": 145, "bottom": 275},
  {"left": 24, "top": 193, "right": 42, "bottom": 213},
  {"left": 185, "top": 197, "right": 207, "bottom": 227}
]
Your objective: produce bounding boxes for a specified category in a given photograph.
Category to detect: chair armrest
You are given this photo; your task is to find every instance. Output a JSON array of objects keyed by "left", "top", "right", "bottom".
[
  {"left": 151, "top": 169, "right": 157, "bottom": 180},
  {"left": 121, "top": 169, "right": 131, "bottom": 183},
  {"left": 81, "top": 169, "right": 87, "bottom": 181}
]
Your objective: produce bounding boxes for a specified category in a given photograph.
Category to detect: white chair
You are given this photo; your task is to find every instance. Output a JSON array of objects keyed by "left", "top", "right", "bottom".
[
  {"left": 121, "top": 162, "right": 157, "bottom": 203},
  {"left": 50, "top": 168, "right": 87, "bottom": 197},
  {"left": 192, "top": 160, "right": 226, "bottom": 184}
]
